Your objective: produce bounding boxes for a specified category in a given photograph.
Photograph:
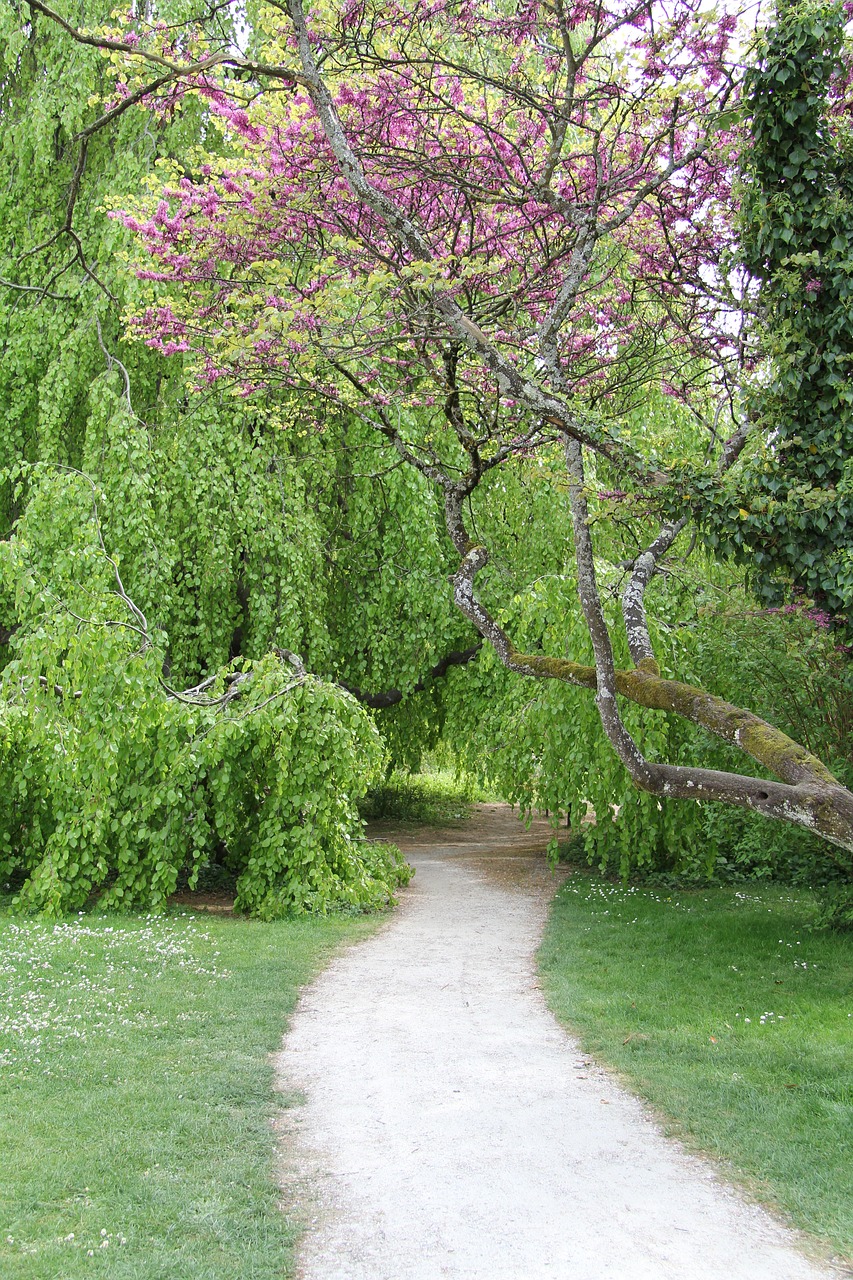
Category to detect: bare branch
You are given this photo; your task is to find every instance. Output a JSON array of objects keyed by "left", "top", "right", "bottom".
[
  {"left": 0, "top": 277, "right": 72, "bottom": 301},
  {"left": 50, "top": 465, "right": 150, "bottom": 644},
  {"left": 621, "top": 517, "right": 689, "bottom": 670},
  {"left": 94, "top": 315, "right": 136, "bottom": 415},
  {"left": 10, "top": 5, "right": 306, "bottom": 300},
  {"left": 565, "top": 436, "right": 658, "bottom": 787}
]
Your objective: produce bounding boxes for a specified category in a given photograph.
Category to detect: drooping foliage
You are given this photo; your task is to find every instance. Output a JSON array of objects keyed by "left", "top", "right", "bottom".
[
  {"left": 0, "top": 0, "right": 436, "bottom": 913},
  {"left": 0, "top": 461, "right": 411, "bottom": 916},
  {"left": 1, "top": 0, "right": 852, "bottom": 914}
]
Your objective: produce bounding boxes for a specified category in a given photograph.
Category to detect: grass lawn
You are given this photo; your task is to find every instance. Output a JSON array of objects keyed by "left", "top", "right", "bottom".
[
  {"left": 539, "top": 874, "right": 853, "bottom": 1263},
  {"left": 0, "top": 907, "right": 380, "bottom": 1279}
]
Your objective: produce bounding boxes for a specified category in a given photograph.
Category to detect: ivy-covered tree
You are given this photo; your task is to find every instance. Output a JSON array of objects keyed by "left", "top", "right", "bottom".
[{"left": 704, "top": 0, "right": 853, "bottom": 625}]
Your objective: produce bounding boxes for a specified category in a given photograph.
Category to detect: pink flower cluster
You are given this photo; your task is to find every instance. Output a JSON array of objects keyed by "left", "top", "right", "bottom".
[{"left": 110, "top": 0, "right": 752, "bottom": 415}]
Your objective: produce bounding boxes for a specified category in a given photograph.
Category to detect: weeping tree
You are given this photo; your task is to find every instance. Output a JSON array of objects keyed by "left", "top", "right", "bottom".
[
  {"left": 3, "top": 0, "right": 853, "bottom": 911},
  {"left": 0, "top": 0, "right": 425, "bottom": 913}
]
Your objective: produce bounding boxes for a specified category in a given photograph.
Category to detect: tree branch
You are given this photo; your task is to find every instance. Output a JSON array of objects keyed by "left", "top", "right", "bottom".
[
  {"left": 339, "top": 643, "right": 482, "bottom": 709},
  {"left": 285, "top": 0, "right": 666, "bottom": 488},
  {"left": 621, "top": 517, "right": 689, "bottom": 671},
  {"left": 444, "top": 451, "right": 853, "bottom": 859},
  {"left": 565, "top": 436, "right": 657, "bottom": 787}
]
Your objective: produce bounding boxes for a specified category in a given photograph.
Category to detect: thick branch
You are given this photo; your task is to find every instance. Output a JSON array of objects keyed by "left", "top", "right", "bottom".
[
  {"left": 339, "top": 643, "right": 482, "bottom": 709},
  {"left": 503, "top": 650, "right": 853, "bottom": 852},
  {"left": 446, "top": 485, "right": 853, "bottom": 857},
  {"left": 717, "top": 419, "right": 753, "bottom": 474},
  {"left": 536, "top": 217, "right": 598, "bottom": 367}
]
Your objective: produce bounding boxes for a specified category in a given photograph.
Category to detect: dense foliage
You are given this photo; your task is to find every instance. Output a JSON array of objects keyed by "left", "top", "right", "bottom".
[
  {"left": 0, "top": 462, "right": 412, "bottom": 915},
  {"left": 0, "top": 1, "right": 422, "bottom": 914},
  {"left": 1, "top": 0, "right": 852, "bottom": 912},
  {"left": 699, "top": 0, "right": 853, "bottom": 625}
]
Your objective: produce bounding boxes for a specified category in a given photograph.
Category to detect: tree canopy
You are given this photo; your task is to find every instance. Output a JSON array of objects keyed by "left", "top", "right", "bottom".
[{"left": 1, "top": 0, "right": 852, "bottom": 914}]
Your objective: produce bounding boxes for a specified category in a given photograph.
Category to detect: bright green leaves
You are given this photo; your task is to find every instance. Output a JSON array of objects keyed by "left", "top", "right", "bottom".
[
  {"left": 0, "top": 464, "right": 408, "bottom": 918},
  {"left": 0, "top": 0, "right": 424, "bottom": 914},
  {"left": 0, "top": 626, "right": 407, "bottom": 918}
]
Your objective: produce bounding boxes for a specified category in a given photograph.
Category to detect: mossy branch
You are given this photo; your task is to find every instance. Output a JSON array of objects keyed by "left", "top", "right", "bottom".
[{"left": 451, "top": 541, "right": 853, "bottom": 861}]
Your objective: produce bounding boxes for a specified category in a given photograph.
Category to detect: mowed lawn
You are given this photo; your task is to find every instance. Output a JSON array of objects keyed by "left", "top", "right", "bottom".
[
  {"left": 539, "top": 875, "right": 853, "bottom": 1262},
  {"left": 0, "top": 907, "right": 379, "bottom": 1279}
]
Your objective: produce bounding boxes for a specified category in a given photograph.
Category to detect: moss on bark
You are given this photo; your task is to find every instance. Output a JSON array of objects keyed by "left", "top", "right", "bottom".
[{"left": 511, "top": 649, "right": 841, "bottom": 791}]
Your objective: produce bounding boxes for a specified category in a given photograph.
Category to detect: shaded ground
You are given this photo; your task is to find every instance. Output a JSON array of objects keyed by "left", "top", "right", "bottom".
[
  {"left": 169, "top": 889, "right": 236, "bottom": 913},
  {"left": 274, "top": 804, "right": 837, "bottom": 1279}
]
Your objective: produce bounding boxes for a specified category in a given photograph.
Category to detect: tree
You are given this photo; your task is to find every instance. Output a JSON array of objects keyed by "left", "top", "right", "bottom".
[
  {"left": 732, "top": 0, "right": 853, "bottom": 623},
  {"left": 3, "top": 0, "right": 853, "bottom": 907},
  {"left": 0, "top": 0, "right": 422, "bottom": 913},
  {"left": 108, "top": 0, "right": 853, "bottom": 856}
]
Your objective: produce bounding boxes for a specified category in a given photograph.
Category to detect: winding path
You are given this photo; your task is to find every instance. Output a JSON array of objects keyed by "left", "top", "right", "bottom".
[{"left": 276, "top": 805, "right": 836, "bottom": 1280}]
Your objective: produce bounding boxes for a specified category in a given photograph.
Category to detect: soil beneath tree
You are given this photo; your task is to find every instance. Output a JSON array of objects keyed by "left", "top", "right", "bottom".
[{"left": 274, "top": 803, "right": 837, "bottom": 1280}]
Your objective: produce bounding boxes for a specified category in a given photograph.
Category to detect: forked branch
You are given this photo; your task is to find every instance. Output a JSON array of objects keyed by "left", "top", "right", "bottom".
[{"left": 447, "top": 452, "right": 853, "bottom": 860}]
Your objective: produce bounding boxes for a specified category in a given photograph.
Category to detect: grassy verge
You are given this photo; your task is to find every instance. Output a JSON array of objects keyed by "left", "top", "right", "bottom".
[
  {"left": 0, "top": 908, "right": 380, "bottom": 1279},
  {"left": 539, "top": 875, "right": 853, "bottom": 1262}
]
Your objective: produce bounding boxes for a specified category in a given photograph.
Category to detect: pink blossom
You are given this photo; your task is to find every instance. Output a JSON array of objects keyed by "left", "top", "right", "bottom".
[{"left": 110, "top": 0, "right": 754, "bottom": 421}]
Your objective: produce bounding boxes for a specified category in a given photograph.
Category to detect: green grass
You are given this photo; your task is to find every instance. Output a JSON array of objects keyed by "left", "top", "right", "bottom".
[
  {"left": 539, "top": 875, "right": 853, "bottom": 1262},
  {"left": 360, "top": 768, "right": 488, "bottom": 825},
  {"left": 0, "top": 907, "right": 380, "bottom": 1279}
]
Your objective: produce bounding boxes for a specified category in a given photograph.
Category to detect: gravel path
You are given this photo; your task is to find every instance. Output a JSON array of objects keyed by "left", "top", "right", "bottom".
[{"left": 275, "top": 806, "right": 837, "bottom": 1280}]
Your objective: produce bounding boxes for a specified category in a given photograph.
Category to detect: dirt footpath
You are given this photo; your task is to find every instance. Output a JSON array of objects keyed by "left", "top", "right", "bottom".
[{"left": 275, "top": 805, "right": 837, "bottom": 1280}]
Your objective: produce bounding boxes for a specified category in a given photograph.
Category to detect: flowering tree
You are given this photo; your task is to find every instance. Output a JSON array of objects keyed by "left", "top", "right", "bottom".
[{"left": 15, "top": 0, "right": 853, "bottom": 861}]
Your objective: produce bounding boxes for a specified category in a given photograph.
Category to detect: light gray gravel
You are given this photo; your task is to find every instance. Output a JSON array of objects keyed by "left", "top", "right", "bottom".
[{"left": 275, "top": 808, "right": 838, "bottom": 1280}]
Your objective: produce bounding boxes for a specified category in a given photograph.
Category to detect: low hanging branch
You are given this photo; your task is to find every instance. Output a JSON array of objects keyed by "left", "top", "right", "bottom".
[
  {"left": 339, "top": 643, "right": 482, "bottom": 709},
  {"left": 448, "top": 480, "right": 853, "bottom": 861},
  {"left": 14, "top": 469, "right": 482, "bottom": 720}
]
